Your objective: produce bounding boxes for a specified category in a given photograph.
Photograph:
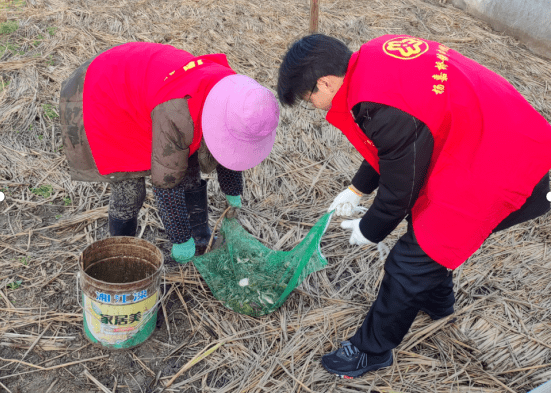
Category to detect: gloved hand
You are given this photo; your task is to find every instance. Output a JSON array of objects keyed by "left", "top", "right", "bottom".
[
  {"left": 328, "top": 187, "right": 362, "bottom": 216},
  {"left": 225, "top": 194, "right": 242, "bottom": 208},
  {"left": 171, "top": 238, "right": 195, "bottom": 263},
  {"left": 341, "top": 219, "right": 375, "bottom": 246},
  {"left": 341, "top": 219, "right": 391, "bottom": 261}
]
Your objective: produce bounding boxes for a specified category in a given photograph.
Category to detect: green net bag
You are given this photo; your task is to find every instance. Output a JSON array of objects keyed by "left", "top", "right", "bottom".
[{"left": 192, "top": 212, "right": 333, "bottom": 316}]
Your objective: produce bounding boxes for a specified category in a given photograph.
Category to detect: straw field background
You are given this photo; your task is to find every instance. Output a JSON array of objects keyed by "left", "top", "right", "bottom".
[{"left": 1, "top": 0, "right": 551, "bottom": 391}]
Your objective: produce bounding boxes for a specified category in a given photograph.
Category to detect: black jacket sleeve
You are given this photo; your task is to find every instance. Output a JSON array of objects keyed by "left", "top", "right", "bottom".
[
  {"left": 352, "top": 160, "right": 380, "bottom": 195},
  {"left": 352, "top": 102, "right": 434, "bottom": 243}
]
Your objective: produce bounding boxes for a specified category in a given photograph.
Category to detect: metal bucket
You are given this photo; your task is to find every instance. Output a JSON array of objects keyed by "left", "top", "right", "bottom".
[{"left": 79, "top": 237, "right": 163, "bottom": 350}]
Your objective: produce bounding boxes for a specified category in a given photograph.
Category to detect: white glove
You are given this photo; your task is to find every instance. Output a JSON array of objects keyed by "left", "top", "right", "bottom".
[
  {"left": 328, "top": 187, "right": 362, "bottom": 216},
  {"left": 341, "top": 219, "right": 391, "bottom": 261},
  {"left": 341, "top": 219, "right": 374, "bottom": 246}
]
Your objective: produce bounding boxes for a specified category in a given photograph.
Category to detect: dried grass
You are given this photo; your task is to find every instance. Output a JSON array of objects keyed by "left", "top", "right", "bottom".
[{"left": 0, "top": 0, "right": 550, "bottom": 391}]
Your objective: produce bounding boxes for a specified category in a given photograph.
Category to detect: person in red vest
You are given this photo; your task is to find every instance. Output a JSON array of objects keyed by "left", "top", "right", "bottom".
[
  {"left": 60, "top": 42, "right": 279, "bottom": 263},
  {"left": 277, "top": 34, "right": 551, "bottom": 378}
]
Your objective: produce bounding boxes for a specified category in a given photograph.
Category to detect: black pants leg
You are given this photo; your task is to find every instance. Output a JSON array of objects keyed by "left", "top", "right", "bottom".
[
  {"left": 349, "top": 219, "right": 453, "bottom": 355},
  {"left": 422, "top": 273, "right": 454, "bottom": 317}
]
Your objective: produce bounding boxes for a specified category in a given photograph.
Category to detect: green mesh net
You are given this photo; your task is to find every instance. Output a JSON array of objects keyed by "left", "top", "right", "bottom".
[{"left": 192, "top": 212, "right": 333, "bottom": 317}]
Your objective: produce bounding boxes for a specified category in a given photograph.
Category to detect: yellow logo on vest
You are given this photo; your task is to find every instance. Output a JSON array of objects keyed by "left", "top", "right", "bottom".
[
  {"left": 164, "top": 59, "right": 205, "bottom": 81},
  {"left": 383, "top": 37, "right": 429, "bottom": 60}
]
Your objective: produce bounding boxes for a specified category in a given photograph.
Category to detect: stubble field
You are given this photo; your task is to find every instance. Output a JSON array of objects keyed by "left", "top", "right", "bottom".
[{"left": 1, "top": 0, "right": 551, "bottom": 392}]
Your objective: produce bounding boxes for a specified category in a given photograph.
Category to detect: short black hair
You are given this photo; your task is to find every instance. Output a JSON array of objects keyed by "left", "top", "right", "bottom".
[{"left": 277, "top": 34, "right": 352, "bottom": 107}]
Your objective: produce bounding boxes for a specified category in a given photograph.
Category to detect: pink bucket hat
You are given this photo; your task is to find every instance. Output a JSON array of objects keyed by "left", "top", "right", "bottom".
[{"left": 202, "top": 74, "right": 280, "bottom": 171}]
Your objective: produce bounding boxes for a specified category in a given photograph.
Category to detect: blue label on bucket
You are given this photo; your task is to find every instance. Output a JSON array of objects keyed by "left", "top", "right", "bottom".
[
  {"left": 114, "top": 294, "right": 129, "bottom": 304},
  {"left": 96, "top": 292, "right": 111, "bottom": 303},
  {"left": 133, "top": 290, "right": 148, "bottom": 302},
  {"left": 95, "top": 290, "right": 148, "bottom": 304}
]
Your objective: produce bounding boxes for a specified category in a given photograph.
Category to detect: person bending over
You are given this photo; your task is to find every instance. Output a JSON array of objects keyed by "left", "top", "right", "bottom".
[{"left": 277, "top": 34, "right": 551, "bottom": 378}]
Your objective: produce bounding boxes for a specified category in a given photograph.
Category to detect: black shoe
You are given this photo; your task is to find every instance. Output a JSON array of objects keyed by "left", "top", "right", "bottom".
[
  {"left": 321, "top": 341, "right": 393, "bottom": 379},
  {"left": 420, "top": 305, "right": 454, "bottom": 321},
  {"left": 184, "top": 179, "right": 213, "bottom": 255},
  {"left": 108, "top": 215, "right": 138, "bottom": 237}
]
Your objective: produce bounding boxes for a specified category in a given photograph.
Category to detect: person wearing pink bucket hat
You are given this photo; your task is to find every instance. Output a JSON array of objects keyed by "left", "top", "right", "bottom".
[
  {"left": 59, "top": 42, "right": 279, "bottom": 264},
  {"left": 203, "top": 74, "right": 279, "bottom": 172}
]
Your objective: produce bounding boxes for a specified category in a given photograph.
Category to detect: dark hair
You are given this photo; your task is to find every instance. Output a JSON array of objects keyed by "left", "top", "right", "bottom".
[{"left": 277, "top": 34, "right": 352, "bottom": 106}]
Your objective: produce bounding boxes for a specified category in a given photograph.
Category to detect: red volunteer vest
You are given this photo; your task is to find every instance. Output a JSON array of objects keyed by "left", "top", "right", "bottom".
[
  {"left": 83, "top": 42, "right": 235, "bottom": 175},
  {"left": 327, "top": 35, "right": 551, "bottom": 269}
]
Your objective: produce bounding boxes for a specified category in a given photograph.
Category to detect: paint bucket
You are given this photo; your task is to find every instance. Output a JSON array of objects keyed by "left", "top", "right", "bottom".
[
  {"left": 529, "top": 380, "right": 551, "bottom": 393},
  {"left": 78, "top": 237, "right": 163, "bottom": 350}
]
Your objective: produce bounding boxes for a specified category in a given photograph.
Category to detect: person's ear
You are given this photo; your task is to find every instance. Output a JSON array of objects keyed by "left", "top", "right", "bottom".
[{"left": 316, "top": 76, "right": 332, "bottom": 94}]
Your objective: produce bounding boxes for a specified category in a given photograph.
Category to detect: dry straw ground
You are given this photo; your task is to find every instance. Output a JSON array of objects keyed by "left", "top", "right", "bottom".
[{"left": 0, "top": 0, "right": 550, "bottom": 392}]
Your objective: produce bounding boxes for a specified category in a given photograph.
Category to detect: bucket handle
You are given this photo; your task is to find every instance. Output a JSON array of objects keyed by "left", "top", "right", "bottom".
[{"left": 76, "top": 271, "right": 83, "bottom": 308}]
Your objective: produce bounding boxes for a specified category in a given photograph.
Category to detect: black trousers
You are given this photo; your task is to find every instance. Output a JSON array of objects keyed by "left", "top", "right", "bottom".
[
  {"left": 349, "top": 218, "right": 453, "bottom": 355},
  {"left": 349, "top": 174, "right": 550, "bottom": 355}
]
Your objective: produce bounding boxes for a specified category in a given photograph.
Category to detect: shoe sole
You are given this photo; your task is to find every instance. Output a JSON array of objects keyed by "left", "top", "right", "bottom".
[{"left": 321, "top": 353, "right": 393, "bottom": 379}]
